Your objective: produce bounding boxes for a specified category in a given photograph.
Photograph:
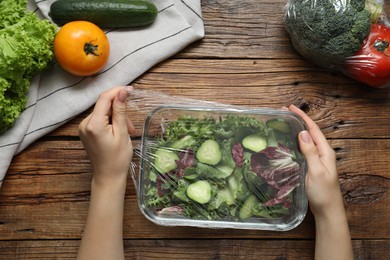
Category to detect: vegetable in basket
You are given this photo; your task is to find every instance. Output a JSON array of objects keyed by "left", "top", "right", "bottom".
[{"left": 0, "top": 0, "right": 57, "bottom": 134}]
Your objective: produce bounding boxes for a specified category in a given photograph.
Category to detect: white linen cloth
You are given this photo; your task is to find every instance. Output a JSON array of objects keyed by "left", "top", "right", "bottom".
[{"left": 0, "top": 0, "right": 205, "bottom": 187}]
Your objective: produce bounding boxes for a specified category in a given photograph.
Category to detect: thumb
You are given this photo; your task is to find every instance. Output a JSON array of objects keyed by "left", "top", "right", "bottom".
[
  {"left": 298, "top": 130, "right": 323, "bottom": 174},
  {"left": 112, "top": 88, "right": 128, "bottom": 134}
]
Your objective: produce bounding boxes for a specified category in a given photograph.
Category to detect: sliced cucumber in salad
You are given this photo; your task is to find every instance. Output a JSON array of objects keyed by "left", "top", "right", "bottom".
[
  {"left": 170, "top": 135, "right": 196, "bottom": 150},
  {"left": 153, "top": 148, "right": 179, "bottom": 174},
  {"left": 266, "top": 118, "right": 292, "bottom": 134},
  {"left": 186, "top": 180, "right": 212, "bottom": 204},
  {"left": 196, "top": 139, "right": 222, "bottom": 165},
  {"left": 242, "top": 134, "right": 267, "bottom": 152}
]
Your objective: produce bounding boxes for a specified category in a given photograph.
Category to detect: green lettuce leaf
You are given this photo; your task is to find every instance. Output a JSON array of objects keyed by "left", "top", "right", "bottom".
[
  {"left": 0, "top": 0, "right": 27, "bottom": 29},
  {"left": 0, "top": 1, "right": 57, "bottom": 134}
]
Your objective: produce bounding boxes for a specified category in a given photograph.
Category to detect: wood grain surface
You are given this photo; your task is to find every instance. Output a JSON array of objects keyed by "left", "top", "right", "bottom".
[{"left": 1, "top": 0, "right": 390, "bottom": 258}]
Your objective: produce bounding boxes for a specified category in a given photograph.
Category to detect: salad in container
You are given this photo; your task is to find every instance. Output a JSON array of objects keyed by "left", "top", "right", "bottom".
[{"left": 133, "top": 105, "right": 308, "bottom": 231}]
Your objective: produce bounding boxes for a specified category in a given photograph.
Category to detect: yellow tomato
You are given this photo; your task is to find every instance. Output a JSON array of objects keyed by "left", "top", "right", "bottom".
[{"left": 54, "top": 21, "right": 110, "bottom": 76}]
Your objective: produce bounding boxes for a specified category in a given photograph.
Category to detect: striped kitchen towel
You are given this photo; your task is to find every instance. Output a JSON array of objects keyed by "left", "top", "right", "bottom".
[{"left": 0, "top": 0, "right": 204, "bottom": 187}]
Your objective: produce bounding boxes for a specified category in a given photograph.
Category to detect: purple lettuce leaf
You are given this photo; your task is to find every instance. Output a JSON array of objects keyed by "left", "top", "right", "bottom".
[
  {"left": 157, "top": 205, "right": 184, "bottom": 216},
  {"left": 232, "top": 142, "right": 244, "bottom": 167},
  {"left": 175, "top": 148, "right": 196, "bottom": 178},
  {"left": 250, "top": 144, "right": 301, "bottom": 206}
]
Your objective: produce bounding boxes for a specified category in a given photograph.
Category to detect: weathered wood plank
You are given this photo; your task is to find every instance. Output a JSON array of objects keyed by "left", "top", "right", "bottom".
[
  {"left": 0, "top": 239, "right": 388, "bottom": 260},
  {"left": 0, "top": 199, "right": 314, "bottom": 240},
  {"left": 1, "top": 139, "right": 389, "bottom": 240},
  {"left": 4, "top": 139, "right": 390, "bottom": 195},
  {"left": 129, "top": 75, "right": 390, "bottom": 138},
  {"left": 46, "top": 59, "right": 390, "bottom": 138},
  {"left": 181, "top": 0, "right": 297, "bottom": 59},
  {"left": 0, "top": 194, "right": 387, "bottom": 240},
  {"left": 127, "top": 239, "right": 389, "bottom": 260},
  {"left": 178, "top": 0, "right": 390, "bottom": 59}
]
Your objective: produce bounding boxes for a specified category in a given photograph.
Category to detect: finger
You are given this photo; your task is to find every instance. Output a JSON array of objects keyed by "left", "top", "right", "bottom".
[
  {"left": 112, "top": 88, "right": 129, "bottom": 136},
  {"left": 298, "top": 130, "right": 324, "bottom": 175},
  {"left": 288, "top": 104, "right": 322, "bottom": 134},
  {"left": 291, "top": 105, "right": 336, "bottom": 173},
  {"left": 125, "top": 86, "right": 136, "bottom": 134},
  {"left": 78, "top": 112, "right": 93, "bottom": 136},
  {"left": 127, "top": 117, "right": 136, "bottom": 134},
  {"left": 288, "top": 104, "right": 330, "bottom": 153},
  {"left": 90, "top": 86, "right": 125, "bottom": 127}
]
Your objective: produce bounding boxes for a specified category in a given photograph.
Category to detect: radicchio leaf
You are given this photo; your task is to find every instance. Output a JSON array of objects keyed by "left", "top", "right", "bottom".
[
  {"left": 176, "top": 149, "right": 196, "bottom": 177},
  {"left": 156, "top": 175, "right": 165, "bottom": 197},
  {"left": 232, "top": 142, "right": 244, "bottom": 167},
  {"left": 250, "top": 144, "right": 301, "bottom": 206},
  {"left": 157, "top": 205, "right": 184, "bottom": 216}
]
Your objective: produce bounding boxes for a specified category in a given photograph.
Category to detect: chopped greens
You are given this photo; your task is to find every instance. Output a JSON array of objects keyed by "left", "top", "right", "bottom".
[{"left": 144, "top": 114, "right": 304, "bottom": 222}]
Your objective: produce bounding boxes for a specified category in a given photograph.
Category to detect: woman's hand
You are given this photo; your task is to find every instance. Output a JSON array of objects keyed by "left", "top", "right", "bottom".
[
  {"left": 79, "top": 86, "right": 134, "bottom": 186},
  {"left": 289, "top": 104, "right": 353, "bottom": 260},
  {"left": 288, "top": 104, "right": 344, "bottom": 217},
  {"left": 77, "top": 86, "right": 134, "bottom": 260}
]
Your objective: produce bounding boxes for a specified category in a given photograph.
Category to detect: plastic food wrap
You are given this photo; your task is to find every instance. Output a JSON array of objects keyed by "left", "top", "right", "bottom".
[
  {"left": 127, "top": 89, "right": 308, "bottom": 231},
  {"left": 285, "top": 0, "right": 390, "bottom": 88}
]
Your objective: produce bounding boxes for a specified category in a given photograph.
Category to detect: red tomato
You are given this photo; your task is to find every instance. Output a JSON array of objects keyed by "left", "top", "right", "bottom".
[
  {"left": 54, "top": 21, "right": 110, "bottom": 76},
  {"left": 344, "top": 24, "right": 390, "bottom": 88}
]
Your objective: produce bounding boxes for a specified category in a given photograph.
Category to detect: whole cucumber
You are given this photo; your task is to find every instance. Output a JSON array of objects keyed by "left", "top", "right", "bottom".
[{"left": 49, "top": 0, "right": 158, "bottom": 28}]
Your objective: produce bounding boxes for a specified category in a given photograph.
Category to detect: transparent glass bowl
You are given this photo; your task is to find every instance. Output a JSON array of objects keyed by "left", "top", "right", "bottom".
[{"left": 134, "top": 105, "right": 308, "bottom": 231}]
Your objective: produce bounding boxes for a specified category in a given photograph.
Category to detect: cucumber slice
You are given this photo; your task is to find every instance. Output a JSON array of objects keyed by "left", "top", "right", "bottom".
[
  {"left": 239, "top": 195, "right": 258, "bottom": 220},
  {"left": 266, "top": 118, "right": 292, "bottom": 134},
  {"left": 242, "top": 134, "right": 267, "bottom": 152},
  {"left": 196, "top": 163, "right": 233, "bottom": 179},
  {"left": 170, "top": 135, "right": 196, "bottom": 150},
  {"left": 153, "top": 148, "right": 179, "bottom": 174},
  {"left": 186, "top": 180, "right": 212, "bottom": 204},
  {"left": 217, "top": 188, "right": 235, "bottom": 207},
  {"left": 215, "top": 164, "right": 234, "bottom": 178},
  {"left": 183, "top": 167, "right": 198, "bottom": 180},
  {"left": 209, "top": 188, "right": 235, "bottom": 209},
  {"left": 196, "top": 139, "right": 222, "bottom": 165}
]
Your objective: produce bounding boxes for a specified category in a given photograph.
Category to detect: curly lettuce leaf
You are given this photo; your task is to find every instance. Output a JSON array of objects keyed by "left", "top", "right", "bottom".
[
  {"left": 0, "top": 0, "right": 26, "bottom": 29},
  {"left": 0, "top": 1, "right": 57, "bottom": 134},
  {"left": 161, "top": 116, "right": 216, "bottom": 148}
]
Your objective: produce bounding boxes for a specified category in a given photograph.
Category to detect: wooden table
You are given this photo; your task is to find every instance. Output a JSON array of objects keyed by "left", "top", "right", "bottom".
[{"left": 1, "top": 0, "right": 390, "bottom": 258}]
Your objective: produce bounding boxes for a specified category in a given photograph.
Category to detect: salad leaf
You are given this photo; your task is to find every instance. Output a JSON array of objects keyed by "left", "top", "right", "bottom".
[
  {"left": 228, "top": 167, "right": 248, "bottom": 202},
  {"left": 176, "top": 149, "right": 196, "bottom": 177},
  {"left": 232, "top": 142, "right": 244, "bottom": 167},
  {"left": 253, "top": 203, "right": 289, "bottom": 218},
  {"left": 162, "top": 116, "right": 216, "bottom": 147},
  {"left": 0, "top": 0, "right": 57, "bottom": 134},
  {"left": 219, "top": 139, "right": 236, "bottom": 168},
  {"left": 250, "top": 144, "right": 301, "bottom": 207},
  {"left": 215, "top": 114, "right": 268, "bottom": 139},
  {"left": 0, "top": 0, "right": 26, "bottom": 29}
]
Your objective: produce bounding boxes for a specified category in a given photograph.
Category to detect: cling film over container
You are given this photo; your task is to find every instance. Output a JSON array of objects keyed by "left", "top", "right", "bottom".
[
  {"left": 126, "top": 89, "right": 308, "bottom": 231},
  {"left": 284, "top": 0, "right": 390, "bottom": 88}
]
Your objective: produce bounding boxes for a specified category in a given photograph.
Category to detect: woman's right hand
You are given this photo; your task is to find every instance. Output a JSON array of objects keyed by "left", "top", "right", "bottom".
[{"left": 288, "top": 105, "right": 345, "bottom": 218}]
